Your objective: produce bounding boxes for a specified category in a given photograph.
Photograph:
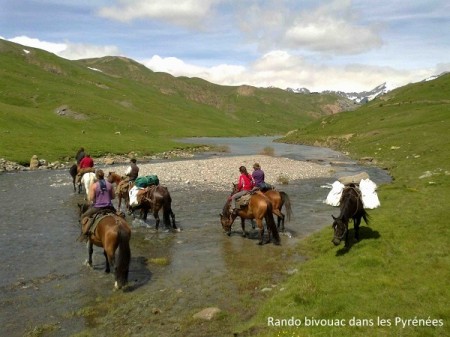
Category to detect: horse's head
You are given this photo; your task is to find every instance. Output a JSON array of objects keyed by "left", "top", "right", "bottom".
[
  {"left": 220, "top": 211, "right": 233, "bottom": 234},
  {"left": 331, "top": 215, "right": 347, "bottom": 246},
  {"left": 78, "top": 202, "right": 89, "bottom": 219}
]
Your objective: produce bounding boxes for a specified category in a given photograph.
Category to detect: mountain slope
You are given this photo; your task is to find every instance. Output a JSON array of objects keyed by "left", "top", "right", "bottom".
[{"left": 0, "top": 39, "right": 348, "bottom": 163}]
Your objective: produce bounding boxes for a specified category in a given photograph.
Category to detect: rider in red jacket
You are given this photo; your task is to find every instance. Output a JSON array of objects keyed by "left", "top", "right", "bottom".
[
  {"left": 230, "top": 166, "right": 254, "bottom": 214},
  {"left": 79, "top": 154, "right": 94, "bottom": 169}
]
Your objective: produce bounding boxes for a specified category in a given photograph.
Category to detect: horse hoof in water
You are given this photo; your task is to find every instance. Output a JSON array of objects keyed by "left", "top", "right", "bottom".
[{"left": 84, "top": 260, "right": 93, "bottom": 268}]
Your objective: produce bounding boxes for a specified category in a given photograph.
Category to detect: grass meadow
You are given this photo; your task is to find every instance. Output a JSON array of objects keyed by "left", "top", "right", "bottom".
[{"left": 242, "top": 74, "right": 450, "bottom": 337}]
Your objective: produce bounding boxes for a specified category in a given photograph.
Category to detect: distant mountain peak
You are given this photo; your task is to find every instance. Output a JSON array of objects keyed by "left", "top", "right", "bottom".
[{"left": 287, "top": 82, "right": 389, "bottom": 104}]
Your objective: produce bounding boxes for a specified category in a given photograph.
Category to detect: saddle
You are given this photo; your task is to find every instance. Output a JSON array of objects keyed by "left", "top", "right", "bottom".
[{"left": 78, "top": 209, "right": 122, "bottom": 242}]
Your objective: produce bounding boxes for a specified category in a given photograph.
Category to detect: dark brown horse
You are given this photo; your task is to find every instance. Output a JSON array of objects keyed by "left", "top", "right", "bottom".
[
  {"left": 131, "top": 185, "right": 177, "bottom": 230},
  {"left": 107, "top": 172, "right": 131, "bottom": 212},
  {"left": 78, "top": 203, "right": 131, "bottom": 289},
  {"left": 220, "top": 190, "right": 280, "bottom": 245},
  {"left": 70, "top": 164, "right": 81, "bottom": 193},
  {"left": 231, "top": 184, "right": 292, "bottom": 231},
  {"left": 331, "top": 185, "right": 369, "bottom": 247}
]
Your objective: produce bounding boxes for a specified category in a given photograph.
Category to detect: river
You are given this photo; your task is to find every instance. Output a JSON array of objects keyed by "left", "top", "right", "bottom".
[{"left": 0, "top": 137, "right": 390, "bottom": 337}]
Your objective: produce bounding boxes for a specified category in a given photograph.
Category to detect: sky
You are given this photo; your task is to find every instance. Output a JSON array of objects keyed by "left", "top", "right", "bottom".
[{"left": 1, "top": 0, "right": 449, "bottom": 92}]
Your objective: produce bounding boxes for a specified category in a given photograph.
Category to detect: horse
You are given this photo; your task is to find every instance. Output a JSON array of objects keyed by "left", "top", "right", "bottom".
[
  {"left": 331, "top": 184, "right": 370, "bottom": 247},
  {"left": 107, "top": 172, "right": 131, "bottom": 212},
  {"left": 69, "top": 164, "right": 81, "bottom": 193},
  {"left": 264, "top": 189, "right": 293, "bottom": 232},
  {"left": 78, "top": 203, "right": 131, "bottom": 290},
  {"left": 231, "top": 184, "right": 292, "bottom": 232},
  {"left": 220, "top": 190, "right": 280, "bottom": 245},
  {"left": 131, "top": 185, "right": 177, "bottom": 230},
  {"left": 80, "top": 172, "right": 96, "bottom": 201}
]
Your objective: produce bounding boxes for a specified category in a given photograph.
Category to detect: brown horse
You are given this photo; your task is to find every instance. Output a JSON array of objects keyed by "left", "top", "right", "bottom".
[
  {"left": 263, "top": 190, "right": 292, "bottom": 232},
  {"left": 78, "top": 203, "right": 131, "bottom": 289},
  {"left": 331, "top": 184, "right": 369, "bottom": 247},
  {"left": 131, "top": 185, "right": 177, "bottom": 230},
  {"left": 232, "top": 184, "right": 292, "bottom": 231},
  {"left": 220, "top": 190, "right": 280, "bottom": 245},
  {"left": 107, "top": 172, "right": 131, "bottom": 212}
]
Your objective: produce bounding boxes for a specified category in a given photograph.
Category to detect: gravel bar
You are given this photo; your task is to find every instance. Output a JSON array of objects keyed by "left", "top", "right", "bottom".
[{"left": 108, "top": 155, "right": 331, "bottom": 191}]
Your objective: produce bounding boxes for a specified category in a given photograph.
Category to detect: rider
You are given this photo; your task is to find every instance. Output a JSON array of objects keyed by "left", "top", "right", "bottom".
[
  {"left": 230, "top": 166, "right": 254, "bottom": 215},
  {"left": 252, "top": 162, "right": 272, "bottom": 191},
  {"left": 75, "top": 147, "right": 85, "bottom": 168},
  {"left": 125, "top": 158, "right": 139, "bottom": 183},
  {"left": 76, "top": 153, "right": 94, "bottom": 184},
  {"left": 80, "top": 169, "right": 116, "bottom": 236}
]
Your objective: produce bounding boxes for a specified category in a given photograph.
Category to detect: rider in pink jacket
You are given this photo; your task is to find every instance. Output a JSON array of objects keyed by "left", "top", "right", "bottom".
[{"left": 230, "top": 166, "right": 254, "bottom": 214}]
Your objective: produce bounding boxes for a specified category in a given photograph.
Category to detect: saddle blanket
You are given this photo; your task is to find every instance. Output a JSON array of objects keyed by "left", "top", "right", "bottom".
[
  {"left": 81, "top": 214, "right": 110, "bottom": 236},
  {"left": 236, "top": 193, "right": 252, "bottom": 208}
]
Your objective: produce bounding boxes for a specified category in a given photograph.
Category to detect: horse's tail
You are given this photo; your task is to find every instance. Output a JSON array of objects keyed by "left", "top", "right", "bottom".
[
  {"left": 265, "top": 201, "right": 280, "bottom": 243},
  {"left": 115, "top": 225, "right": 131, "bottom": 288},
  {"left": 163, "top": 204, "right": 172, "bottom": 229},
  {"left": 280, "top": 191, "right": 292, "bottom": 222},
  {"left": 362, "top": 208, "right": 370, "bottom": 225}
]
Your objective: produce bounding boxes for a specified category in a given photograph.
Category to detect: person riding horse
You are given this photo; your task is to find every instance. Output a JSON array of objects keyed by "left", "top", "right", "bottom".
[
  {"left": 251, "top": 162, "right": 272, "bottom": 191},
  {"left": 125, "top": 158, "right": 139, "bottom": 183},
  {"left": 229, "top": 166, "right": 254, "bottom": 217},
  {"left": 76, "top": 153, "right": 95, "bottom": 184},
  {"left": 80, "top": 169, "right": 117, "bottom": 239}
]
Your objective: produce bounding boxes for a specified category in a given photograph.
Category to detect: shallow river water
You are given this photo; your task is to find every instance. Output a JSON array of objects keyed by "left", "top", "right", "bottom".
[{"left": 0, "top": 137, "right": 390, "bottom": 337}]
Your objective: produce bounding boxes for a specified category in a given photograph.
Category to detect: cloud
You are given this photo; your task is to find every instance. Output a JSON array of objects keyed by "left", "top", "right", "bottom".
[
  {"left": 141, "top": 50, "right": 436, "bottom": 92},
  {"left": 6, "top": 36, "right": 121, "bottom": 60},
  {"left": 235, "top": 0, "right": 383, "bottom": 55},
  {"left": 98, "top": 0, "right": 220, "bottom": 28},
  {"left": 4, "top": 35, "right": 444, "bottom": 93},
  {"left": 9, "top": 36, "right": 67, "bottom": 55},
  {"left": 283, "top": 18, "right": 382, "bottom": 54}
]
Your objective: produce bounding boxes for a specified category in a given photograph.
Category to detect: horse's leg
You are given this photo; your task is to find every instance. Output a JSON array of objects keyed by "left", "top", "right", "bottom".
[
  {"left": 241, "top": 218, "right": 247, "bottom": 237},
  {"left": 273, "top": 209, "right": 285, "bottom": 232},
  {"left": 256, "top": 219, "right": 264, "bottom": 245},
  {"left": 117, "top": 195, "right": 122, "bottom": 212},
  {"left": 103, "top": 250, "right": 111, "bottom": 273},
  {"left": 86, "top": 241, "right": 94, "bottom": 267},
  {"left": 154, "top": 209, "right": 160, "bottom": 230},
  {"left": 344, "top": 223, "right": 350, "bottom": 248},
  {"left": 170, "top": 209, "right": 176, "bottom": 229}
]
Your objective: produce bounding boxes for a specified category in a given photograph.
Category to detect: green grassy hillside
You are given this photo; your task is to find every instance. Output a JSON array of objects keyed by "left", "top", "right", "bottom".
[
  {"left": 244, "top": 74, "right": 450, "bottom": 336},
  {"left": 0, "top": 39, "right": 344, "bottom": 164}
]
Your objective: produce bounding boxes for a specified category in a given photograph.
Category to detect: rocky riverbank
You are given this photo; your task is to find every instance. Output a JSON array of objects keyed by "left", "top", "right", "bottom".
[
  {"left": 108, "top": 154, "right": 332, "bottom": 191},
  {"left": 0, "top": 147, "right": 211, "bottom": 173},
  {"left": 1, "top": 148, "right": 332, "bottom": 190}
]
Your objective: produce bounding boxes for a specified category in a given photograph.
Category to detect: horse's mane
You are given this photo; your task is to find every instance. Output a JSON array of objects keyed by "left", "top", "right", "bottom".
[{"left": 222, "top": 198, "right": 231, "bottom": 216}]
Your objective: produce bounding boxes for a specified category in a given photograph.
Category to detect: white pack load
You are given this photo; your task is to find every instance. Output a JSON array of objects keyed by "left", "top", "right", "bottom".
[
  {"left": 325, "top": 178, "right": 380, "bottom": 209},
  {"left": 129, "top": 185, "right": 142, "bottom": 207},
  {"left": 359, "top": 178, "right": 381, "bottom": 209},
  {"left": 325, "top": 181, "right": 345, "bottom": 206}
]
